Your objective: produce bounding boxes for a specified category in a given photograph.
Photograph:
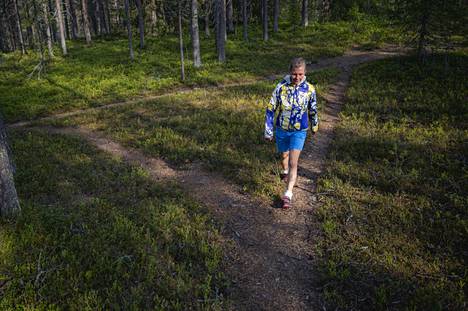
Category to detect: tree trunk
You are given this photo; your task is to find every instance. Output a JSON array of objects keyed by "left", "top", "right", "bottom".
[
  {"left": 0, "top": 115, "right": 20, "bottom": 218},
  {"left": 104, "top": 0, "right": 111, "bottom": 33},
  {"left": 150, "top": 0, "right": 157, "bottom": 34},
  {"left": 191, "top": 0, "right": 202, "bottom": 67},
  {"left": 124, "top": 0, "right": 134, "bottom": 60},
  {"left": 242, "top": 0, "right": 247, "bottom": 40},
  {"left": 301, "top": 0, "right": 308, "bottom": 27},
  {"left": 203, "top": 1, "right": 210, "bottom": 37},
  {"left": 81, "top": 0, "right": 92, "bottom": 43},
  {"left": 48, "top": 0, "right": 57, "bottom": 42},
  {"left": 98, "top": 0, "right": 108, "bottom": 34},
  {"left": 178, "top": 1, "right": 185, "bottom": 80},
  {"left": 273, "top": 0, "right": 279, "bottom": 32},
  {"left": 114, "top": 0, "right": 121, "bottom": 27},
  {"left": 216, "top": 0, "right": 225, "bottom": 62},
  {"left": 262, "top": 0, "right": 268, "bottom": 41},
  {"left": 66, "top": 0, "right": 78, "bottom": 39},
  {"left": 92, "top": 0, "right": 102, "bottom": 35},
  {"left": 13, "top": 0, "right": 26, "bottom": 54},
  {"left": 62, "top": 0, "right": 71, "bottom": 39},
  {"left": 134, "top": 0, "right": 144, "bottom": 48},
  {"left": 42, "top": 2, "right": 54, "bottom": 57},
  {"left": 226, "top": 0, "right": 234, "bottom": 33},
  {"left": 417, "top": 8, "right": 429, "bottom": 62},
  {"left": 55, "top": 0, "right": 68, "bottom": 55}
]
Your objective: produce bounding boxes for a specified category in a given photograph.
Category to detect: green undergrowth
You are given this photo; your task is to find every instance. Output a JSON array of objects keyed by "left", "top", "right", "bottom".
[
  {"left": 0, "top": 20, "right": 401, "bottom": 123},
  {"left": 315, "top": 54, "right": 467, "bottom": 310},
  {"left": 43, "top": 68, "right": 339, "bottom": 197},
  {"left": 0, "top": 130, "right": 226, "bottom": 310}
]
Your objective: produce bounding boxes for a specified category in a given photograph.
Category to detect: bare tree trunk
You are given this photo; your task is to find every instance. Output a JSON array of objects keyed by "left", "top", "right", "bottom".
[
  {"left": 134, "top": 0, "right": 144, "bottom": 48},
  {"left": 92, "top": 0, "right": 102, "bottom": 35},
  {"left": 262, "top": 0, "right": 268, "bottom": 41},
  {"left": 191, "top": 0, "right": 202, "bottom": 67},
  {"left": 114, "top": 0, "right": 121, "bottom": 27},
  {"left": 150, "top": 0, "right": 157, "bottom": 34},
  {"left": 226, "top": 0, "right": 234, "bottom": 33},
  {"left": 62, "top": 0, "right": 71, "bottom": 39},
  {"left": 81, "top": 0, "right": 92, "bottom": 43},
  {"left": 273, "top": 0, "right": 279, "bottom": 32},
  {"left": 0, "top": 115, "right": 20, "bottom": 218},
  {"left": 48, "top": 0, "right": 57, "bottom": 42},
  {"left": 216, "top": 0, "right": 225, "bottom": 62},
  {"left": 104, "top": 0, "right": 111, "bottom": 33},
  {"left": 42, "top": 2, "right": 54, "bottom": 57},
  {"left": 301, "top": 0, "right": 308, "bottom": 27},
  {"left": 55, "top": 0, "right": 68, "bottom": 55},
  {"left": 205, "top": 0, "right": 210, "bottom": 38},
  {"left": 65, "top": 0, "right": 78, "bottom": 39},
  {"left": 178, "top": 0, "right": 185, "bottom": 80},
  {"left": 417, "top": 8, "right": 429, "bottom": 62},
  {"left": 13, "top": 0, "right": 26, "bottom": 54},
  {"left": 124, "top": 0, "right": 134, "bottom": 60},
  {"left": 242, "top": 0, "right": 247, "bottom": 40}
]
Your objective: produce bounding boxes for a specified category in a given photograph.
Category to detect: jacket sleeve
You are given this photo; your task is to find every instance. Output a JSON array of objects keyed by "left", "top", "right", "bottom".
[
  {"left": 308, "top": 88, "right": 318, "bottom": 132},
  {"left": 264, "top": 85, "right": 280, "bottom": 138}
]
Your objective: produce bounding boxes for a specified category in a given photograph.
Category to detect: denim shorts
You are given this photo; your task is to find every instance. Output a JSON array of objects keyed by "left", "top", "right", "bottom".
[{"left": 275, "top": 128, "right": 308, "bottom": 152}]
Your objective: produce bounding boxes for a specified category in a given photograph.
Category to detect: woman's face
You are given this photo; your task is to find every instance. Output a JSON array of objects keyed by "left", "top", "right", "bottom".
[{"left": 290, "top": 66, "right": 306, "bottom": 85}]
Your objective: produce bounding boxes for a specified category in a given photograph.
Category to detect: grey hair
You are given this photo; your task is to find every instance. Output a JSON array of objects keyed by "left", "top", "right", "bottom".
[{"left": 289, "top": 57, "right": 306, "bottom": 71}]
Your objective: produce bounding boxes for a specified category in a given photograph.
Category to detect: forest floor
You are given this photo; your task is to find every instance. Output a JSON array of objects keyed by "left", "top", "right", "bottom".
[{"left": 9, "top": 46, "right": 405, "bottom": 310}]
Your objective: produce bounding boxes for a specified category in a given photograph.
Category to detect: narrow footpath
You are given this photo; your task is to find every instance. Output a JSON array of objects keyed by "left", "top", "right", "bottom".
[{"left": 19, "top": 47, "right": 405, "bottom": 310}]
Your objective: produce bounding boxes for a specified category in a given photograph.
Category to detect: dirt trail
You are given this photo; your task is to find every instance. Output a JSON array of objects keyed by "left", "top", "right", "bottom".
[
  {"left": 7, "top": 46, "right": 404, "bottom": 130},
  {"left": 22, "top": 47, "right": 405, "bottom": 310}
]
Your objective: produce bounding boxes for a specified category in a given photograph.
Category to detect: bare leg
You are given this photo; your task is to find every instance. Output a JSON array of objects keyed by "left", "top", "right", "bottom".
[
  {"left": 286, "top": 149, "right": 302, "bottom": 194},
  {"left": 281, "top": 151, "right": 289, "bottom": 172}
]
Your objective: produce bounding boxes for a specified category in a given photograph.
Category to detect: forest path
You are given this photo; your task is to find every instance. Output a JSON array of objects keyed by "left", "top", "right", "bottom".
[
  {"left": 20, "top": 47, "right": 405, "bottom": 310},
  {"left": 8, "top": 46, "right": 404, "bottom": 129}
]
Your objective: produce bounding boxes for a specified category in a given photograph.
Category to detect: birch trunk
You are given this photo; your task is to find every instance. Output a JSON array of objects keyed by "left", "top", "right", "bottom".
[
  {"left": 191, "top": 0, "right": 202, "bottom": 67},
  {"left": 178, "top": 1, "right": 185, "bottom": 80},
  {"left": 55, "top": 0, "right": 68, "bottom": 55},
  {"left": 81, "top": 0, "right": 92, "bottom": 43}
]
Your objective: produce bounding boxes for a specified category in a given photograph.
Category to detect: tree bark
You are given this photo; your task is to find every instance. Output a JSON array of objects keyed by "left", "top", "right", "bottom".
[
  {"left": 81, "top": 0, "right": 92, "bottom": 43},
  {"left": 242, "top": 0, "right": 247, "bottom": 40},
  {"left": 191, "top": 0, "right": 202, "bottom": 67},
  {"left": 42, "top": 2, "right": 54, "bottom": 57},
  {"left": 178, "top": 1, "right": 185, "bottom": 80},
  {"left": 204, "top": 1, "right": 210, "bottom": 37},
  {"left": 417, "top": 7, "right": 429, "bottom": 62},
  {"left": 301, "top": 0, "right": 308, "bottom": 27},
  {"left": 0, "top": 114, "right": 20, "bottom": 218},
  {"left": 262, "top": 0, "right": 268, "bottom": 41},
  {"left": 216, "top": 0, "right": 225, "bottom": 62},
  {"left": 55, "top": 0, "right": 68, "bottom": 55},
  {"left": 13, "top": 0, "right": 26, "bottom": 54},
  {"left": 273, "top": 0, "right": 279, "bottom": 32},
  {"left": 104, "top": 0, "right": 111, "bottom": 33},
  {"left": 62, "top": 0, "right": 71, "bottom": 39},
  {"left": 226, "top": 0, "right": 234, "bottom": 33},
  {"left": 150, "top": 0, "right": 157, "bottom": 34},
  {"left": 124, "top": 0, "right": 134, "bottom": 60},
  {"left": 134, "top": 0, "right": 144, "bottom": 48},
  {"left": 65, "top": 0, "right": 78, "bottom": 39}
]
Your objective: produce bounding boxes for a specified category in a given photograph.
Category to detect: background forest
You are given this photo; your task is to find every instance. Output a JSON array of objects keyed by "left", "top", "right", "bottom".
[{"left": 0, "top": 0, "right": 467, "bottom": 310}]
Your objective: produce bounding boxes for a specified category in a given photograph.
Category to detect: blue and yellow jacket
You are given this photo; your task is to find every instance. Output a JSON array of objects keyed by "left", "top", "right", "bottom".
[{"left": 264, "top": 75, "right": 318, "bottom": 138}]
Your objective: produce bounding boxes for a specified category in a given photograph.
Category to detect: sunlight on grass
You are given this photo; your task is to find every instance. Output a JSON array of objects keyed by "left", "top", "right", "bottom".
[
  {"left": 0, "top": 20, "right": 401, "bottom": 122},
  {"left": 43, "top": 68, "right": 339, "bottom": 196},
  {"left": 315, "top": 53, "right": 467, "bottom": 310}
]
